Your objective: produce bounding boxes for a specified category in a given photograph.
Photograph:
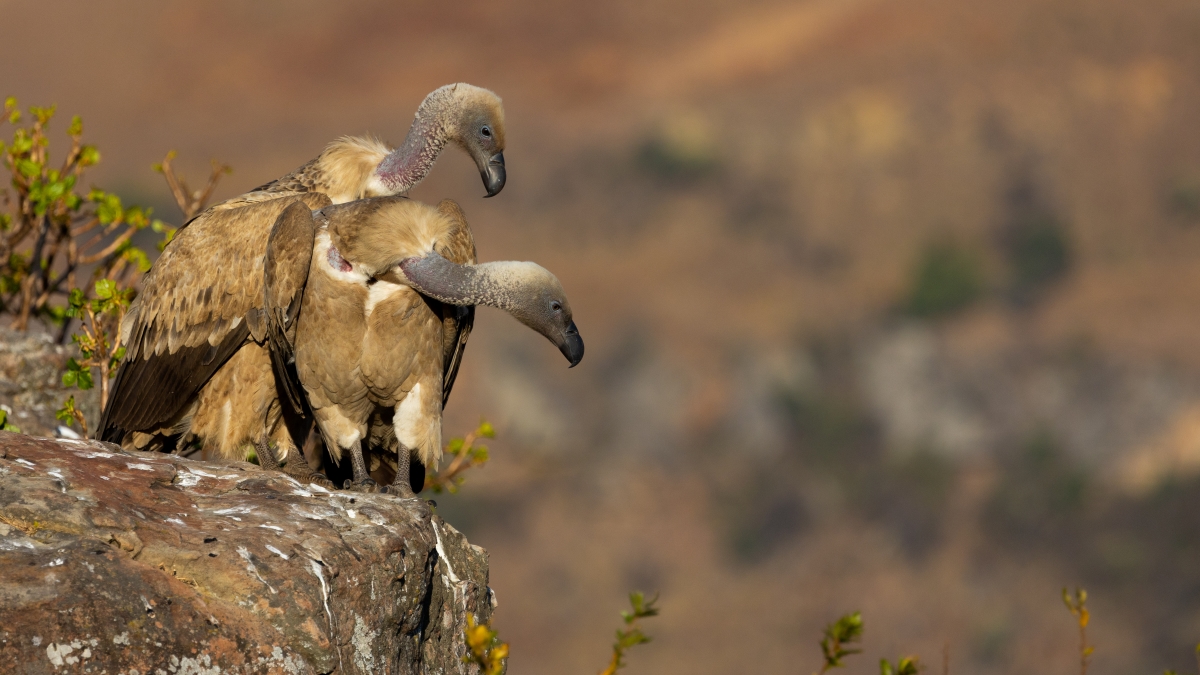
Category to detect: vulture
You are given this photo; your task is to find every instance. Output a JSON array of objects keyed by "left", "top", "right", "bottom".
[
  {"left": 265, "top": 196, "right": 583, "bottom": 494},
  {"left": 97, "top": 83, "right": 507, "bottom": 463}
]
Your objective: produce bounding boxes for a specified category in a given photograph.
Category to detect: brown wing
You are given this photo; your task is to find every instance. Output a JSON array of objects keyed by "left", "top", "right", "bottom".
[
  {"left": 433, "top": 200, "right": 478, "bottom": 407},
  {"left": 98, "top": 192, "right": 332, "bottom": 441},
  {"left": 249, "top": 157, "right": 326, "bottom": 195},
  {"left": 263, "top": 200, "right": 319, "bottom": 415}
]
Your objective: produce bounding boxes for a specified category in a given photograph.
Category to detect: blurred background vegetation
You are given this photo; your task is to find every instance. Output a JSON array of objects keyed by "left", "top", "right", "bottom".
[{"left": 3, "top": 0, "right": 1200, "bottom": 672}]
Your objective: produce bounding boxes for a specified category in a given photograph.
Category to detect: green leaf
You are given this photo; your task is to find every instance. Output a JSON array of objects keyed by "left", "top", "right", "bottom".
[
  {"left": 30, "top": 105, "right": 55, "bottom": 125},
  {"left": 55, "top": 397, "right": 76, "bottom": 426},
  {"left": 477, "top": 420, "right": 495, "bottom": 438},
  {"left": 76, "top": 368, "right": 94, "bottom": 391},
  {"left": 62, "top": 370, "right": 77, "bottom": 387},
  {"left": 16, "top": 158, "right": 40, "bottom": 178},
  {"left": 94, "top": 278, "right": 117, "bottom": 299},
  {"left": 67, "top": 115, "right": 83, "bottom": 137},
  {"left": 78, "top": 145, "right": 99, "bottom": 167}
]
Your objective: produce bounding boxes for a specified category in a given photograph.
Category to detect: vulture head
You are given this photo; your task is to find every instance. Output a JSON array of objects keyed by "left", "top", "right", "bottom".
[
  {"left": 442, "top": 84, "right": 507, "bottom": 197},
  {"left": 399, "top": 255, "right": 584, "bottom": 368},
  {"left": 374, "top": 84, "right": 507, "bottom": 198},
  {"left": 494, "top": 262, "right": 584, "bottom": 367}
]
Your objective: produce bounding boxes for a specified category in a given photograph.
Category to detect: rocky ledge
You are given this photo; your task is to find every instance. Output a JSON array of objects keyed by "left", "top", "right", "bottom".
[{"left": 0, "top": 432, "right": 495, "bottom": 675}]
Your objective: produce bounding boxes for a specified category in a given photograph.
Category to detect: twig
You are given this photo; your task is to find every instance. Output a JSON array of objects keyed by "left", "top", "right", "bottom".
[{"left": 1062, "top": 587, "right": 1093, "bottom": 675}]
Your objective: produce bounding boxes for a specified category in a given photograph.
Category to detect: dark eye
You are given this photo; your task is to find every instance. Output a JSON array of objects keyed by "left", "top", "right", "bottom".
[
  {"left": 481, "top": 126, "right": 492, "bottom": 138},
  {"left": 550, "top": 301, "right": 562, "bottom": 313}
]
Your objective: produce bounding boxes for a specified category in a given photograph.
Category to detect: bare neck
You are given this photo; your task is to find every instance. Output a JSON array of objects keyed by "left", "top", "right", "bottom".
[
  {"left": 399, "top": 255, "right": 524, "bottom": 312},
  {"left": 374, "top": 90, "right": 456, "bottom": 193}
]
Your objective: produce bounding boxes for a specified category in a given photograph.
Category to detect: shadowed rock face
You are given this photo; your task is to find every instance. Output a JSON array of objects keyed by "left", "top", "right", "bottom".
[{"left": 0, "top": 432, "right": 495, "bottom": 674}]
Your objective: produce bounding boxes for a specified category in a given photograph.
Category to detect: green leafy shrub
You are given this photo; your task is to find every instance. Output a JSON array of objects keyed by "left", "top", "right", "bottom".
[
  {"left": 0, "top": 96, "right": 229, "bottom": 434},
  {"left": 906, "top": 240, "right": 985, "bottom": 318},
  {"left": 0, "top": 98, "right": 161, "bottom": 331}
]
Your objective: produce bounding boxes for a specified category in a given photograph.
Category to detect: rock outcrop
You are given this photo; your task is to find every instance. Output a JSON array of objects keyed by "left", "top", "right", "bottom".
[
  {"left": 0, "top": 432, "right": 496, "bottom": 674},
  {"left": 0, "top": 328, "right": 99, "bottom": 439}
]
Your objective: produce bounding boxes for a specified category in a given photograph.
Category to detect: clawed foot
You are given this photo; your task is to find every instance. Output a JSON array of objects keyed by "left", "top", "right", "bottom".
[
  {"left": 380, "top": 482, "right": 417, "bottom": 498},
  {"left": 343, "top": 477, "right": 380, "bottom": 493}
]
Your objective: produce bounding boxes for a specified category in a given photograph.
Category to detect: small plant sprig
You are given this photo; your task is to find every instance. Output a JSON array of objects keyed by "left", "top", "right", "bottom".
[
  {"left": 817, "top": 612, "right": 864, "bottom": 674},
  {"left": 153, "top": 149, "right": 231, "bottom": 223},
  {"left": 60, "top": 278, "right": 133, "bottom": 413},
  {"left": 880, "top": 656, "right": 920, "bottom": 675},
  {"left": 425, "top": 420, "right": 496, "bottom": 494},
  {"left": 463, "top": 615, "right": 508, "bottom": 675},
  {"left": 0, "top": 409, "right": 19, "bottom": 432},
  {"left": 54, "top": 395, "right": 85, "bottom": 435},
  {"left": 1062, "top": 587, "right": 1093, "bottom": 675},
  {"left": 599, "top": 591, "right": 660, "bottom": 675}
]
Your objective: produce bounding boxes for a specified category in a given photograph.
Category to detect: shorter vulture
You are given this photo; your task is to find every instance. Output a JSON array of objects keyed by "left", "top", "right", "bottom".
[
  {"left": 269, "top": 197, "right": 583, "bottom": 494},
  {"left": 100, "top": 83, "right": 507, "bottom": 449},
  {"left": 177, "top": 197, "right": 583, "bottom": 494}
]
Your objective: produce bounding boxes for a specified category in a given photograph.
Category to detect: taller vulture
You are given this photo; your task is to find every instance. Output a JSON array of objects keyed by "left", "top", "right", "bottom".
[{"left": 97, "top": 83, "right": 506, "bottom": 446}]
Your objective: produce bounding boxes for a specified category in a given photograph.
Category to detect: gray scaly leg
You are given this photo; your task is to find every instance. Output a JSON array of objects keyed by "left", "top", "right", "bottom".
[
  {"left": 343, "top": 439, "right": 379, "bottom": 492},
  {"left": 382, "top": 443, "right": 417, "bottom": 498}
]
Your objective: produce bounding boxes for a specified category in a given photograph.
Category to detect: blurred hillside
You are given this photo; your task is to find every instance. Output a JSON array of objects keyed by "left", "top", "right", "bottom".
[{"left": 4, "top": 0, "right": 1200, "bottom": 672}]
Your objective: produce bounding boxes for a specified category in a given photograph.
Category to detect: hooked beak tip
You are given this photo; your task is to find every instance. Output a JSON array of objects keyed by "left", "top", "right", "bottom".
[
  {"left": 562, "top": 322, "right": 584, "bottom": 367},
  {"left": 482, "top": 152, "right": 505, "bottom": 197}
]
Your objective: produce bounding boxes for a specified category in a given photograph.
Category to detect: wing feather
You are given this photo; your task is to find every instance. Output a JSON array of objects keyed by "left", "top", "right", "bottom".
[
  {"left": 263, "top": 200, "right": 319, "bottom": 415},
  {"left": 99, "top": 192, "right": 331, "bottom": 441}
]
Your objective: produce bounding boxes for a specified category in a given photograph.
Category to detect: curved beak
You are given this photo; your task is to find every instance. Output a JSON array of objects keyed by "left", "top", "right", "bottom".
[
  {"left": 559, "top": 320, "right": 584, "bottom": 367},
  {"left": 481, "top": 152, "right": 505, "bottom": 197}
]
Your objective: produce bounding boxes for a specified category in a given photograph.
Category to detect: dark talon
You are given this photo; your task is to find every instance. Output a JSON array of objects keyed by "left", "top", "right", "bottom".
[{"left": 343, "top": 477, "right": 380, "bottom": 493}]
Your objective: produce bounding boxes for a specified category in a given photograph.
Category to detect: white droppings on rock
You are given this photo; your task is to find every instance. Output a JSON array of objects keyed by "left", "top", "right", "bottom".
[
  {"left": 125, "top": 463, "right": 155, "bottom": 471},
  {"left": 165, "top": 518, "right": 186, "bottom": 526},
  {"left": 265, "top": 544, "right": 289, "bottom": 560},
  {"left": 432, "top": 521, "right": 461, "bottom": 584},
  {"left": 309, "top": 558, "right": 344, "bottom": 673},
  {"left": 237, "top": 546, "right": 276, "bottom": 594},
  {"left": 71, "top": 450, "right": 116, "bottom": 459},
  {"left": 259, "top": 524, "right": 284, "bottom": 532},
  {"left": 15, "top": 458, "right": 35, "bottom": 467}
]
